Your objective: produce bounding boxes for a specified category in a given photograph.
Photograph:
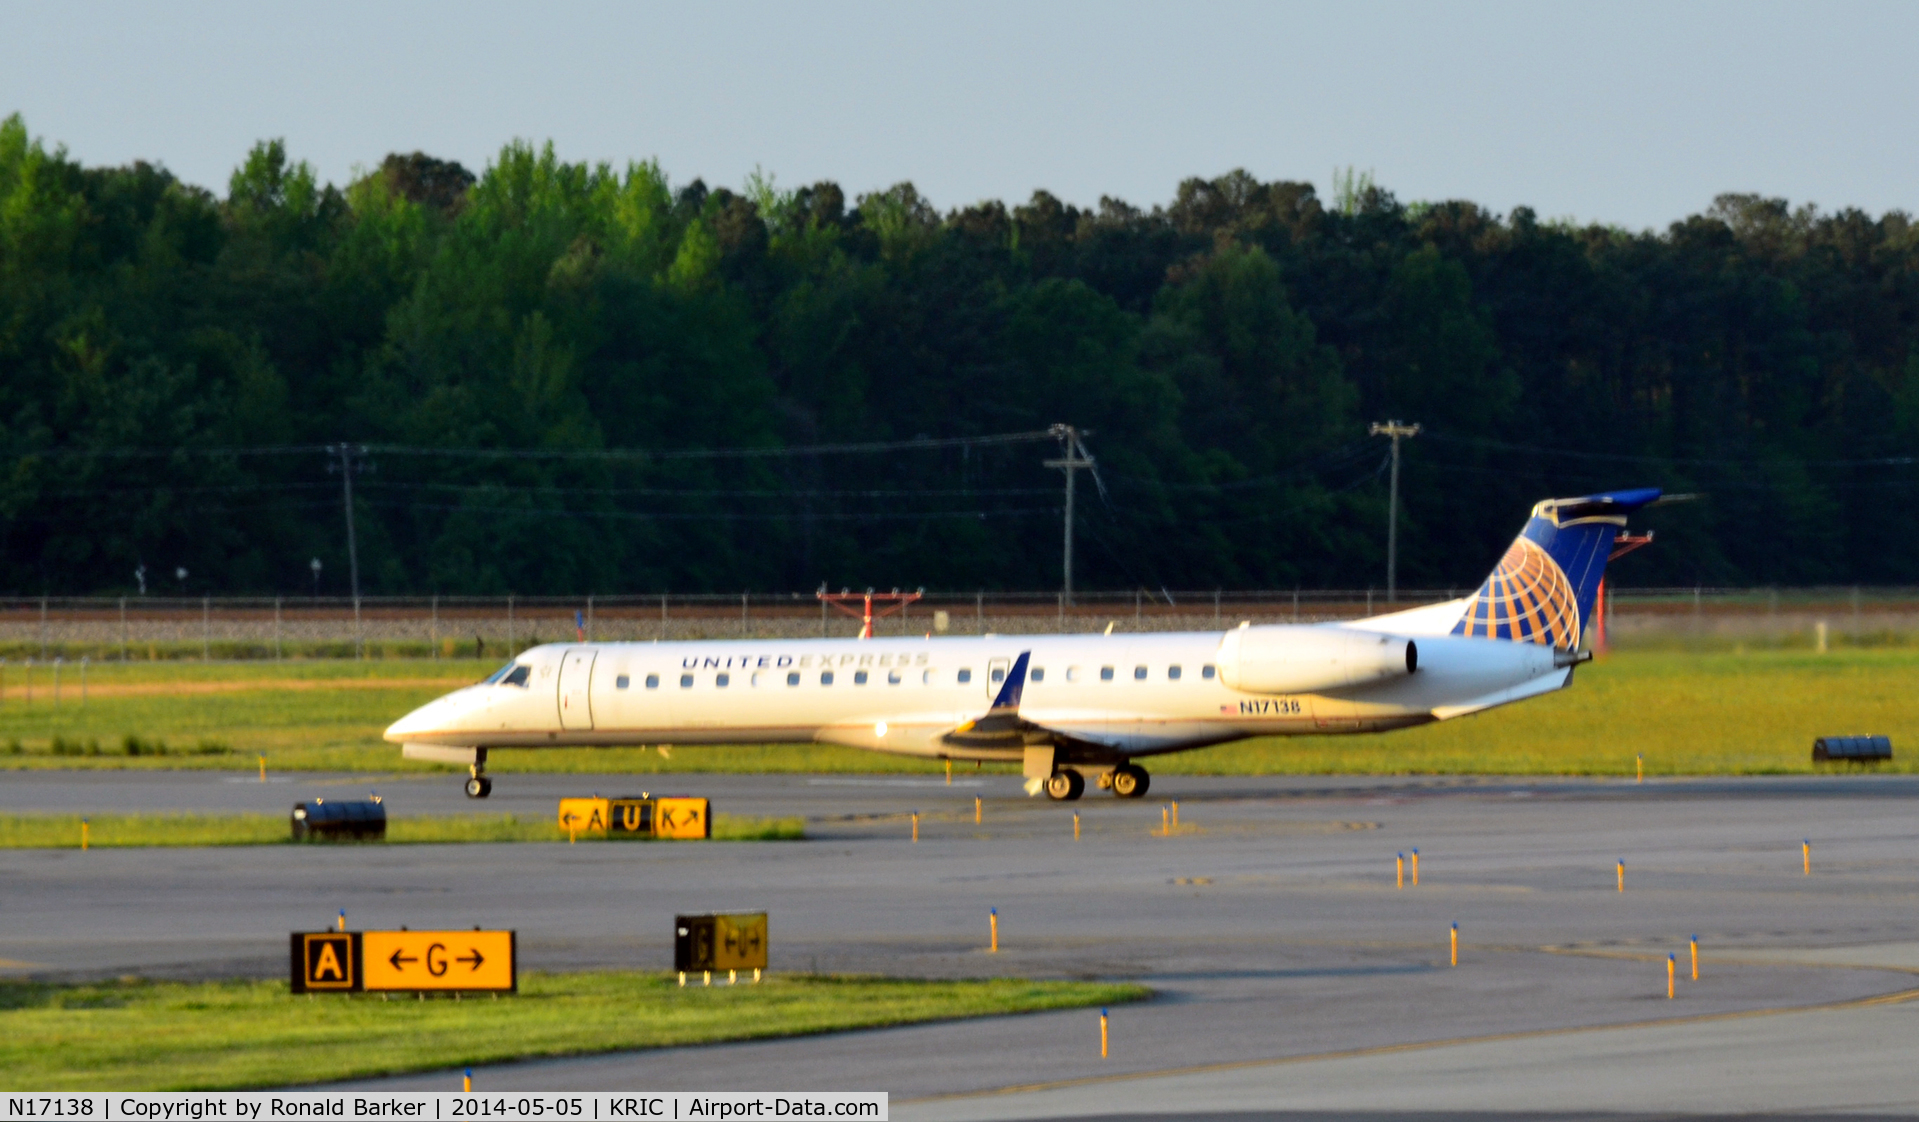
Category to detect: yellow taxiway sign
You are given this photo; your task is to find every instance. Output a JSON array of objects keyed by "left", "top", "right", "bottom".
[{"left": 362, "top": 930, "right": 516, "bottom": 991}]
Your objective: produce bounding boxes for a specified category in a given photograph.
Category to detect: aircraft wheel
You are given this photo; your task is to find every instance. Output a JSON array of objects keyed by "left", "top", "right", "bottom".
[
  {"left": 465, "top": 776, "right": 492, "bottom": 799},
  {"left": 1111, "top": 765, "right": 1149, "bottom": 799},
  {"left": 1045, "top": 771, "right": 1084, "bottom": 801}
]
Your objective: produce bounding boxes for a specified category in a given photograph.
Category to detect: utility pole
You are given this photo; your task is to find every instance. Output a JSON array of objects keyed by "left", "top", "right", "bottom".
[
  {"left": 1368, "top": 420, "right": 1420, "bottom": 602},
  {"left": 330, "top": 444, "right": 367, "bottom": 657},
  {"left": 1043, "top": 425, "right": 1098, "bottom": 605}
]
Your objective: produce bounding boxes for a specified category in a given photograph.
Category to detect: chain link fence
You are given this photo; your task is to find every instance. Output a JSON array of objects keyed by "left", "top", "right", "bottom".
[{"left": 0, "top": 587, "right": 1911, "bottom": 660}]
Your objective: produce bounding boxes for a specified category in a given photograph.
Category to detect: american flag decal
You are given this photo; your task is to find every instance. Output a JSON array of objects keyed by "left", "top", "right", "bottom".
[{"left": 1220, "top": 705, "right": 1237, "bottom": 715}]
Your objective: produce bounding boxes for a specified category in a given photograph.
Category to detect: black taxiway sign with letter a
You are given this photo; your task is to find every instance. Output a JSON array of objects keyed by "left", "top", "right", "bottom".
[{"left": 291, "top": 931, "right": 363, "bottom": 993}]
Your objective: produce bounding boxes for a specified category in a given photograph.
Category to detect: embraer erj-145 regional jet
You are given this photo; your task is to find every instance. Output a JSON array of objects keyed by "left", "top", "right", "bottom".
[{"left": 387, "top": 489, "right": 1659, "bottom": 800}]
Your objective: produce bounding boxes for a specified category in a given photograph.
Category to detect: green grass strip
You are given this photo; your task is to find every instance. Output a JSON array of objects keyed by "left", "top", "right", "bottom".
[
  {"left": 3, "top": 649, "right": 1916, "bottom": 776},
  {"left": 0, "top": 813, "right": 803, "bottom": 848},
  {"left": 0, "top": 973, "right": 1146, "bottom": 1090}
]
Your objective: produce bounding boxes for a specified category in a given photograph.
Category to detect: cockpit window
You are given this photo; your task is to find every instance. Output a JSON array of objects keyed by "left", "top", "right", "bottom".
[{"left": 485, "top": 663, "right": 531, "bottom": 688}]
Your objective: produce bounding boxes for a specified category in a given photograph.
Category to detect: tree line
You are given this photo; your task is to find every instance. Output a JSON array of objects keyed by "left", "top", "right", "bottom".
[{"left": 2, "top": 112, "right": 1916, "bottom": 596}]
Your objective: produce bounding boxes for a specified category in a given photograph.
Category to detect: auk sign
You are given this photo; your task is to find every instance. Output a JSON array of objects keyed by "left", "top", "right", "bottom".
[{"left": 292, "top": 929, "right": 516, "bottom": 993}]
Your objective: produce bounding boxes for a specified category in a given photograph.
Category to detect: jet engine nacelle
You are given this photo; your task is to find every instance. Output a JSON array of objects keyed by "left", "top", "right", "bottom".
[{"left": 1216, "top": 624, "right": 1417, "bottom": 695}]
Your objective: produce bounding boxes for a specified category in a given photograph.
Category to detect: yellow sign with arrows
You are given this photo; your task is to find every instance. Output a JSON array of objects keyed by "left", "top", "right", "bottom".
[
  {"left": 558, "top": 796, "right": 707, "bottom": 839},
  {"left": 655, "top": 797, "right": 709, "bottom": 839},
  {"left": 362, "top": 930, "right": 516, "bottom": 992},
  {"left": 291, "top": 930, "right": 515, "bottom": 993}
]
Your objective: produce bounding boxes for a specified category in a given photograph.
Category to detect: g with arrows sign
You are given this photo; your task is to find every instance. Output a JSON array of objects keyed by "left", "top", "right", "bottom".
[{"left": 361, "top": 930, "right": 516, "bottom": 992}]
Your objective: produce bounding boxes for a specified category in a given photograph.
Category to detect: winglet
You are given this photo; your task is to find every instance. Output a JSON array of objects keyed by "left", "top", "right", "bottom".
[{"left": 989, "top": 651, "right": 1031, "bottom": 712}]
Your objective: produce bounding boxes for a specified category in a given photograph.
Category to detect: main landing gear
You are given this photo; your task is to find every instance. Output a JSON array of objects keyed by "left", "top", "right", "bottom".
[
  {"left": 1110, "top": 764, "right": 1150, "bottom": 799},
  {"left": 1043, "top": 764, "right": 1151, "bottom": 801}
]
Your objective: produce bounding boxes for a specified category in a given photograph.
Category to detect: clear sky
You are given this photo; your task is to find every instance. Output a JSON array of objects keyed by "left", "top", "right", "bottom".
[{"left": 5, "top": 0, "right": 1913, "bottom": 230}]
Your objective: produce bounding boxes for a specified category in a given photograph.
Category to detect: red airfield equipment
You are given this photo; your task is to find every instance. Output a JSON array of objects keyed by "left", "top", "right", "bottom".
[
  {"left": 818, "top": 586, "right": 924, "bottom": 640},
  {"left": 1592, "top": 532, "right": 1654, "bottom": 655}
]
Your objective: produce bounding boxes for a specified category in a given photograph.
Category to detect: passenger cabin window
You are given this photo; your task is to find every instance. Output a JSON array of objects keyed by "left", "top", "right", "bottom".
[
  {"left": 645, "top": 674, "right": 660, "bottom": 689},
  {"left": 1030, "top": 668, "right": 1045, "bottom": 683},
  {"left": 887, "top": 670, "right": 902, "bottom": 685},
  {"left": 502, "top": 665, "right": 531, "bottom": 688},
  {"left": 922, "top": 669, "right": 937, "bottom": 685},
  {"left": 854, "top": 670, "right": 869, "bottom": 685},
  {"left": 1100, "top": 666, "right": 1115, "bottom": 681},
  {"left": 957, "top": 668, "right": 973, "bottom": 684},
  {"left": 821, "top": 670, "right": 835, "bottom": 685},
  {"left": 1066, "top": 666, "right": 1080, "bottom": 681},
  {"left": 991, "top": 667, "right": 1005, "bottom": 684},
  {"left": 680, "top": 674, "right": 694, "bottom": 688},
  {"left": 787, "top": 671, "right": 800, "bottom": 686},
  {"left": 1133, "top": 665, "right": 1148, "bottom": 680},
  {"left": 1202, "top": 664, "right": 1216, "bottom": 679},
  {"left": 716, "top": 673, "right": 730, "bottom": 688},
  {"left": 615, "top": 675, "right": 630, "bottom": 689},
  {"left": 1168, "top": 665, "right": 1182, "bottom": 680}
]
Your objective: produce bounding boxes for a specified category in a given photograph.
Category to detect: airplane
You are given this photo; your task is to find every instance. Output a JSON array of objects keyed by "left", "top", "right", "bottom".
[{"left": 385, "top": 488, "right": 1658, "bottom": 800}]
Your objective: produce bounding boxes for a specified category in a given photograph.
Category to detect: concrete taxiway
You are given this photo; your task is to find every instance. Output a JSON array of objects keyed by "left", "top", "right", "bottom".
[{"left": 7, "top": 770, "right": 1919, "bottom": 1117}]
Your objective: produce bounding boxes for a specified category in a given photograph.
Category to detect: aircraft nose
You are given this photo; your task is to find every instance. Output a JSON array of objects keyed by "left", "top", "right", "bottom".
[{"left": 385, "top": 693, "right": 459, "bottom": 743}]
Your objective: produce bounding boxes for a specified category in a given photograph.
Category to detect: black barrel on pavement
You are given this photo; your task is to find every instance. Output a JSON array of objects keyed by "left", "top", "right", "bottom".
[
  {"left": 1812, "top": 736, "right": 1892, "bottom": 762},
  {"left": 291, "top": 797, "right": 387, "bottom": 841}
]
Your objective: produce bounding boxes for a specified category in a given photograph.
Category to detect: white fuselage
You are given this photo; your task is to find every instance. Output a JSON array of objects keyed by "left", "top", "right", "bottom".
[{"left": 384, "top": 619, "right": 1571, "bottom": 764}]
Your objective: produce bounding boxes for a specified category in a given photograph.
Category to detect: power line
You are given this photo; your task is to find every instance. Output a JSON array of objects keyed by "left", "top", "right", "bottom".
[
  {"left": 1421, "top": 431, "right": 1919, "bottom": 468},
  {"left": 0, "top": 430, "right": 1062, "bottom": 463},
  {"left": 361, "top": 431, "right": 1060, "bottom": 462},
  {"left": 359, "top": 501, "right": 1063, "bottom": 523}
]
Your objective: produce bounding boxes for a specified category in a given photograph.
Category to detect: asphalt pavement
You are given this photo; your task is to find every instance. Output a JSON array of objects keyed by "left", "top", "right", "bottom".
[{"left": 7, "top": 769, "right": 1919, "bottom": 1117}]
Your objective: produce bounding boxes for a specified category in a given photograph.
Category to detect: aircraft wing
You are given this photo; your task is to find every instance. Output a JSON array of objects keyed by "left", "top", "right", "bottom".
[{"left": 816, "top": 647, "right": 1170, "bottom": 756}]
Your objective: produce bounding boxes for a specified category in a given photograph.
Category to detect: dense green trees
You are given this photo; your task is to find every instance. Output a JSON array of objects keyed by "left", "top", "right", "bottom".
[{"left": 2, "top": 113, "right": 1916, "bottom": 595}]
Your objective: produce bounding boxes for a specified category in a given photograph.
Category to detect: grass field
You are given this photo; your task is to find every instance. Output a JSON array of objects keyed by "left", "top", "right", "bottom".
[
  {"left": 0, "top": 650, "right": 1910, "bottom": 777},
  {"left": 0, "top": 812, "right": 805, "bottom": 848},
  {"left": 0, "top": 972, "right": 1146, "bottom": 1090}
]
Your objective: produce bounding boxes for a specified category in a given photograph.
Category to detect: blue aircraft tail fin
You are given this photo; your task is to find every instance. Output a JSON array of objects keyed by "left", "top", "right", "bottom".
[{"left": 1450, "top": 488, "right": 1661, "bottom": 649}]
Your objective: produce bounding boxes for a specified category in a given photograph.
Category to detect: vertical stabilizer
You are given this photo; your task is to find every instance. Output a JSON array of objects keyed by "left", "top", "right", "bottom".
[{"left": 1451, "top": 489, "right": 1661, "bottom": 649}]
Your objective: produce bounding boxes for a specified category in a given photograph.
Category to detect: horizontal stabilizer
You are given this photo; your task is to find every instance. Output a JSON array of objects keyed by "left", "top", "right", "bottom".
[{"left": 1450, "top": 488, "right": 1660, "bottom": 650}]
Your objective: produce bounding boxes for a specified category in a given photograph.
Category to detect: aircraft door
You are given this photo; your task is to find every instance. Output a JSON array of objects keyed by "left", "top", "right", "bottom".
[
  {"left": 559, "top": 648, "right": 597, "bottom": 730},
  {"left": 986, "top": 657, "right": 1011, "bottom": 700}
]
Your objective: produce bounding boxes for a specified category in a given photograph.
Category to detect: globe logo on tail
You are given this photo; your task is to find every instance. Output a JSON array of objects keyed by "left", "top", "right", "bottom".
[{"left": 1452, "top": 537, "right": 1581, "bottom": 649}]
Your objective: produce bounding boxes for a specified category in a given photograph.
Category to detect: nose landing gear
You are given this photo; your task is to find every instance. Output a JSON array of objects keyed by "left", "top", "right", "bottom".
[{"left": 464, "top": 763, "right": 492, "bottom": 799}]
